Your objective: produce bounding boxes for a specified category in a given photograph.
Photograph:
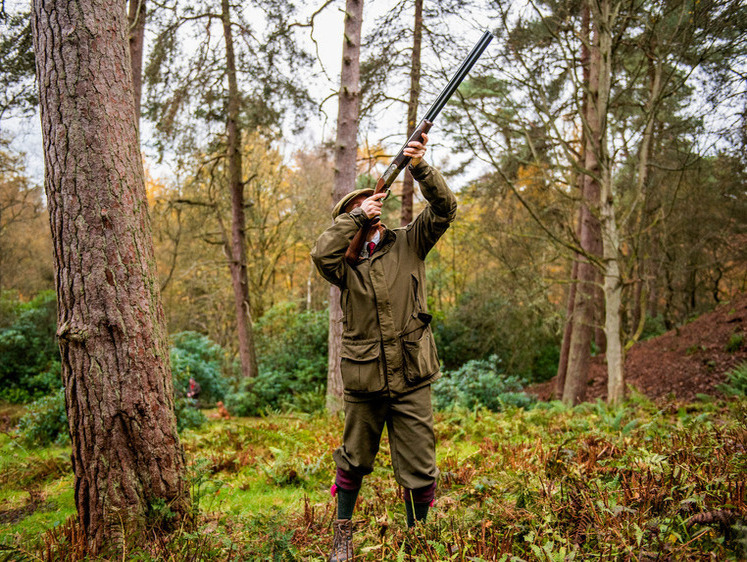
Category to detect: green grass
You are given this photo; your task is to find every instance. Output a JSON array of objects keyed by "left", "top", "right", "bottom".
[{"left": 1, "top": 397, "right": 746, "bottom": 560}]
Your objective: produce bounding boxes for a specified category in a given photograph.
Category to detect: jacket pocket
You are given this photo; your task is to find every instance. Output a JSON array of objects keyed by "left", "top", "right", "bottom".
[
  {"left": 340, "top": 340, "right": 385, "bottom": 394},
  {"left": 402, "top": 329, "right": 440, "bottom": 385}
]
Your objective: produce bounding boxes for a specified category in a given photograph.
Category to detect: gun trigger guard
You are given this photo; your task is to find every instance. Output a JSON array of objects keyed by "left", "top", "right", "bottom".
[{"left": 382, "top": 188, "right": 391, "bottom": 201}]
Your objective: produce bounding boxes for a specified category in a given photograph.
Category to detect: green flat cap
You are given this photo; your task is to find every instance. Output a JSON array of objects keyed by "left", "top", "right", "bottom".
[{"left": 332, "top": 188, "right": 374, "bottom": 219}]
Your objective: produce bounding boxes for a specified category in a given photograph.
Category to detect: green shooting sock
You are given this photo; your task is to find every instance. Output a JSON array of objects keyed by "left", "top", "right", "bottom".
[
  {"left": 336, "top": 486, "right": 360, "bottom": 520},
  {"left": 405, "top": 501, "right": 430, "bottom": 528}
]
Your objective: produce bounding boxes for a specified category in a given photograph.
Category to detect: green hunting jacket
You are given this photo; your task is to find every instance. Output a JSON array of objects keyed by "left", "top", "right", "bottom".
[{"left": 311, "top": 160, "right": 457, "bottom": 401}]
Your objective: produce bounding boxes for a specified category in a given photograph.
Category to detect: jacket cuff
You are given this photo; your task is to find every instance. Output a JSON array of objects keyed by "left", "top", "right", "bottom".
[
  {"left": 408, "top": 159, "right": 431, "bottom": 181},
  {"left": 348, "top": 206, "right": 370, "bottom": 228}
]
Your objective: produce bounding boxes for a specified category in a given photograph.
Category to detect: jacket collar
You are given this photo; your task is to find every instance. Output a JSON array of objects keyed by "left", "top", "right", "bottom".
[{"left": 370, "top": 227, "right": 396, "bottom": 260}]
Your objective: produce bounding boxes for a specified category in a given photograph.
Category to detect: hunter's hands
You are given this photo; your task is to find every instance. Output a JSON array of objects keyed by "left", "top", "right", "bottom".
[
  {"left": 360, "top": 192, "right": 387, "bottom": 220},
  {"left": 404, "top": 132, "right": 429, "bottom": 166}
]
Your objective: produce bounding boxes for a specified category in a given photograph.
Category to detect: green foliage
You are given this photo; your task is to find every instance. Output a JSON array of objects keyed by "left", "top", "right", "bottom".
[
  {"left": 174, "top": 397, "right": 207, "bottom": 433},
  {"left": 0, "top": 291, "right": 61, "bottom": 403},
  {"left": 170, "top": 331, "right": 229, "bottom": 405},
  {"left": 433, "top": 291, "right": 559, "bottom": 382},
  {"left": 718, "top": 361, "right": 747, "bottom": 397},
  {"left": 433, "top": 355, "right": 535, "bottom": 412},
  {"left": 16, "top": 390, "right": 207, "bottom": 447},
  {"left": 3, "top": 398, "right": 747, "bottom": 559},
  {"left": 15, "top": 388, "right": 68, "bottom": 446},
  {"left": 640, "top": 314, "right": 668, "bottom": 341},
  {"left": 0, "top": 8, "right": 37, "bottom": 119},
  {"left": 255, "top": 302, "right": 328, "bottom": 379},
  {"left": 726, "top": 331, "right": 744, "bottom": 352},
  {"left": 225, "top": 303, "right": 328, "bottom": 416}
]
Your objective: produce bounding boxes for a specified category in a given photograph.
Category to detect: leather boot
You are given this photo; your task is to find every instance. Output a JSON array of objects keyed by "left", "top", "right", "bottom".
[{"left": 329, "top": 518, "right": 354, "bottom": 561}]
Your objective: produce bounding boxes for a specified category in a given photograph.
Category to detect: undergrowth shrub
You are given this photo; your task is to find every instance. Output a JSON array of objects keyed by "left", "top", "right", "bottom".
[
  {"left": 225, "top": 303, "right": 328, "bottom": 416},
  {"left": 433, "top": 291, "right": 559, "bottom": 382},
  {"left": 170, "top": 331, "right": 229, "bottom": 405},
  {"left": 17, "top": 389, "right": 208, "bottom": 443},
  {"left": 718, "top": 361, "right": 747, "bottom": 396},
  {"left": 174, "top": 398, "right": 207, "bottom": 432},
  {"left": 433, "top": 355, "right": 535, "bottom": 412},
  {"left": 0, "top": 291, "right": 61, "bottom": 403},
  {"left": 726, "top": 331, "right": 744, "bottom": 352},
  {"left": 16, "top": 388, "right": 68, "bottom": 445},
  {"left": 640, "top": 313, "right": 667, "bottom": 340}
]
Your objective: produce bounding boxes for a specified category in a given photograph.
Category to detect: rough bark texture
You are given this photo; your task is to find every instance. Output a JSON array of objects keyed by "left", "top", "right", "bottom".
[
  {"left": 327, "top": 0, "right": 364, "bottom": 413},
  {"left": 222, "top": 0, "right": 258, "bottom": 378},
  {"left": 400, "top": 0, "right": 423, "bottom": 227},
  {"left": 31, "top": 0, "right": 189, "bottom": 552},
  {"left": 563, "top": 2, "right": 603, "bottom": 405},
  {"left": 127, "top": 0, "right": 145, "bottom": 124}
]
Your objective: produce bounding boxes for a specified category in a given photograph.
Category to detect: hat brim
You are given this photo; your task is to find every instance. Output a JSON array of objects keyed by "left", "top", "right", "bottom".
[{"left": 332, "top": 188, "right": 375, "bottom": 219}]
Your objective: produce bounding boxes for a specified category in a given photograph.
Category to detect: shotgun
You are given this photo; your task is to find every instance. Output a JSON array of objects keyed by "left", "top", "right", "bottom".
[{"left": 344, "top": 30, "right": 494, "bottom": 265}]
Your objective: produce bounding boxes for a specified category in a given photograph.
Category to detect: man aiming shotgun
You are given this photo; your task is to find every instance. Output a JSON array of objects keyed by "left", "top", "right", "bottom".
[{"left": 311, "top": 31, "right": 493, "bottom": 561}]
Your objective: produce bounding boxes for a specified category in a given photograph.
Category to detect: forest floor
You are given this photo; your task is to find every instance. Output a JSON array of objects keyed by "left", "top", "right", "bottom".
[
  {"left": 528, "top": 292, "right": 747, "bottom": 402},
  {"left": 0, "top": 296, "right": 746, "bottom": 560},
  {"left": 1, "top": 397, "right": 746, "bottom": 560}
]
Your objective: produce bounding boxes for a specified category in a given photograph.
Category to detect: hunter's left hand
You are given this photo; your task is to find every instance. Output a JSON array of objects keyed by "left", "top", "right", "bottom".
[{"left": 404, "top": 132, "right": 428, "bottom": 166}]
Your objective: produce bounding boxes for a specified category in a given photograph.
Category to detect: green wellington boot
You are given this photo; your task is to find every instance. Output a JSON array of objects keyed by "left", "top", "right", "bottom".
[{"left": 329, "top": 519, "right": 354, "bottom": 561}]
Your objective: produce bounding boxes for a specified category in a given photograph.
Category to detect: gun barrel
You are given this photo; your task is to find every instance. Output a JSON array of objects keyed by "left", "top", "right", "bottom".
[{"left": 423, "top": 30, "right": 493, "bottom": 123}]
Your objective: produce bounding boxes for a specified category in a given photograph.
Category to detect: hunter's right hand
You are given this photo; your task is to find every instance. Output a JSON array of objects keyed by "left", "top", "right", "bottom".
[{"left": 360, "top": 192, "right": 387, "bottom": 220}]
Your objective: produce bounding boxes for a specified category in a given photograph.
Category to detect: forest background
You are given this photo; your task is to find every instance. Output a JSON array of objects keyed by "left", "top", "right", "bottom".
[
  {"left": 2, "top": 0, "right": 746, "bottom": 409},
  {"left": 0, "top": 0, "right": 747, "bottom": 558}
]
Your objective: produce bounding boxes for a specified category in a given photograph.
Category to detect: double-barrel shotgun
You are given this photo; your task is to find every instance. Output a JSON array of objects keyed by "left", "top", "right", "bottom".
[{"left": 345, "top": 30, "right": 494, "bottom": 265}]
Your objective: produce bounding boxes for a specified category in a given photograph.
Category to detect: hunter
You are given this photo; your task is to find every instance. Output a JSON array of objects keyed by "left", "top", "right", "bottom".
[{"left": 311, "top": 134, "right": 457, "bottom": 561}]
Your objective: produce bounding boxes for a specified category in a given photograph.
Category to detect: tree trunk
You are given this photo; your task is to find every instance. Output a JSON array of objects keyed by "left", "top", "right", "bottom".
[
  {"left": 222, "top": 0, "right": 258, "bottom": 378},
  {"left": 31, "top": 0, "right": 189, "bottom": 552},
  {"left": 563, "top": 1, "right": 603, "bottom": 405},
  {"left": 590, "top": 0, "right": 625, "bottom": 403},
  {"left": 556, "top": 252, "right": 578, "bottom": 398},
  {"left": 127, "top": 0, "right": 145, "bottom": 125},
  {"left": 400, "top": 0, "right": 423, "bottom": 227},
  {"left": 629, "top": 47, "right": 662, "bottom": 348},
  {"left": 327, "top": 0, "right": 364, "bottom": 413},
  {"left": 557, "top": 8, "right": 590, "bottom": 399}
]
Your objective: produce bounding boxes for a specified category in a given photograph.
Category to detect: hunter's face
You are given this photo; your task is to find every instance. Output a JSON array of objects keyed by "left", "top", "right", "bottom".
[{"left": 343, "top": 194, "right": 368, "bottom": 214}]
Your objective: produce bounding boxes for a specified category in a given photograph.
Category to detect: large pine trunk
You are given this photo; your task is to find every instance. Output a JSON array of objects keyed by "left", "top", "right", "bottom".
[
  {"left": 400, "top": 0, "right": 423, "bottom": 227},
  {"left": 327, "top": 0, "right": 364, "bottom": 413},
  {"left": 222, "top": 0, "right": 259, "bottom": 378},
  {"left": 32, "top": 0, "right": 189, "bottom": 552},
  {"left": 562, "top": 2, "right": 603, "bottom": 405}
]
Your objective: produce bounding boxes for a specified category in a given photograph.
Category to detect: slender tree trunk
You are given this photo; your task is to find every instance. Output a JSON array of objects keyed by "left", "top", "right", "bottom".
[
  {"left": 222, "top": 0, "right": 258, "bottom": 378},
  {"left": 586, "top": 0, "right": 624, "bottom": 403},
  {"left": 328, "top": 0, "right": 364, "bottom": 413},
  {"left": 556, "top": 252, "right": 579, "bottom": 398},
  {"left": 31, "top": 0, "right": 189, "bottom": 552},
  {"left": 563, "top": 1, "right": 603, "bottom": 405},
  {"left": 400, "top": 0, "right": 423, "bottom": 226},
  {"left": 557, "top": 9, "right": 590, "bottom": 398},
  {"left": 630, "top": 49, "right": 662, "bottom": 348},
  {"left": 127, "top": 0, "right": 146, "bottom": 125}
]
